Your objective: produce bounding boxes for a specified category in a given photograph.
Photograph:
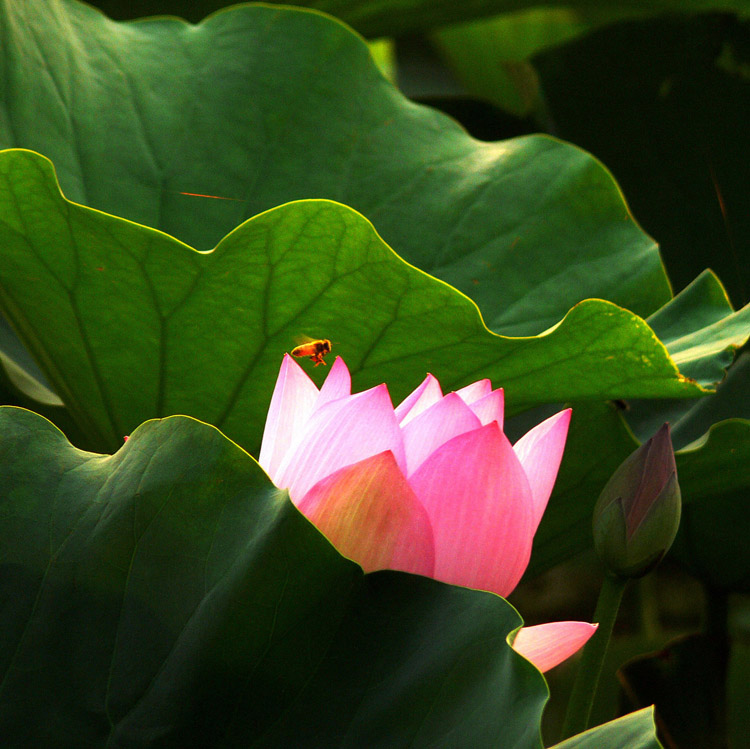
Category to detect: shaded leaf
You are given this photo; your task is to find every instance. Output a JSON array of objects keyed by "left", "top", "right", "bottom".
[
  {"left": 535, "top": 12, "right": 750, "bottom": 309},
  {"left": 670, "top": 351, "right": 750, "bottom": 447},
  {"left": 619, "top": 634, "right": 728, "bottom": 749},
  {"left": 0, "top": 405, "right": 549, "bottom": 747},
  {"left": 0, "top": 315, "right": 60, "bottom": 406},
  {"left": 430, "top": 9, "right": 613, "bottom": 116},
  {"left": 623, "top": 270, "right": 749, "bottom": 449},
  {"left": 670, "top": 418, "right": 750, "bottom": 592}
]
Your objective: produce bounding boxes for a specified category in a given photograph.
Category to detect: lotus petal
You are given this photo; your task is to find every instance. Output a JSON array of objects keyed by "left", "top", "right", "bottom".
[
  {"left": 315, "top": 355, "right": 351, "bottom": 410},
  {"left": 467, "top": 387, "right": 504, "bottom": 429},
  {"left": 408, "top": 423, "right": 535, "bottom": 597},
  {"left": 511, "top": 621, "right": 598, "bottom": 673},
  {"left": 455, "top": 379, "right": 492, "bottom": 405},
  {"left": 298, "top": 451, "right": 435, "bottom": 576},
  {"left": 275, "top": 383, "right": 406, "bottom": 501},
  {"left": 259, "top": 354, "right": 319, "bottom": 480},
  {"left": 395, "top": 373, "right": 442, "bottom": 426},
  {"left": 402, "top": 392, "right": 481, "bottom": 476},
  {"left": 513, "top": 409, "right": 572, "bottom": 531}
]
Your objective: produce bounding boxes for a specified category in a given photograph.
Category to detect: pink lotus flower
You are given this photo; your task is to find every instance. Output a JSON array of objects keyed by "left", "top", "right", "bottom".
[{"left": 260, "top": 355, "right": 596, "bottom": 672}]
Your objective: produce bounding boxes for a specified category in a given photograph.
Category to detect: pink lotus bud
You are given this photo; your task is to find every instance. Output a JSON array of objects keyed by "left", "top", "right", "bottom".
[
  {"left": 593, "top": 423, "right": 681, "bottom": 579},
  {"left": 260, "top": 355, "right": 595, "bottom": 671}
]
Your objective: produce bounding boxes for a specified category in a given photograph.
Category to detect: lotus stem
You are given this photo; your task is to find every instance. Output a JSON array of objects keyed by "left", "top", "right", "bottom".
[{"left": 560, "top": 572, "right": 627, "bottom": 740}]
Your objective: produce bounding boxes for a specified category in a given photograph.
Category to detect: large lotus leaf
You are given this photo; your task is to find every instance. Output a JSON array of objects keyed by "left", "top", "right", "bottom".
[
  {"left": 83, "top": 0, "right": 750, "bottom": 37},
  {"left": 0, "top": 149, "right": 703, "bottom": 455},
  {"left": 0, "top": 0, "right": 671, "bottom": 335},
  {"left": 550, "top": 706, "right": 661, "bottom": 749},
  {"left": 0, "top": 405, "right": 550, "bottom": 747},
  {"left": 534, "top": 13, "right": 750, "bottom": 310}
]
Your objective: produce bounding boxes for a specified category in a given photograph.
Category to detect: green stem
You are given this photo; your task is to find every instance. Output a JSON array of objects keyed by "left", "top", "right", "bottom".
[
  {"left": 636, "top": 573, "right": 660, "bottom": 640},
  {"left": 560, "top": 573, "right": 628, "bottom": 741}
]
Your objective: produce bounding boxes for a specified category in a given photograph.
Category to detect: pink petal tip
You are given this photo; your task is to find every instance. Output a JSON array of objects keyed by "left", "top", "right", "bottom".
[{"left": 512, "top": 621, "right": 598, "bottom": 673}]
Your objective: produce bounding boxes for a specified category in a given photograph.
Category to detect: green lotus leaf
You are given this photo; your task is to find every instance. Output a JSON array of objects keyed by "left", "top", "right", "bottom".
[
  {"left": 646, "top": 270, "right": 750, "bottom": 402},
  {"left": 0, "top": 405, "right": 549, "bottom": 746},
  {"left": 0, "top": 149, "right": 703, "bottom": 454},
  {"left": 0, "top": 0, "right": 671, "bottom": 335},
  {"left": 550, "top": 706, "right": 661, "bottom": 748}
]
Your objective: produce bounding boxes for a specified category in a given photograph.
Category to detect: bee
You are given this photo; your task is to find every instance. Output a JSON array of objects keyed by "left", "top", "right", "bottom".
[{"left": 291, "top": 338, "right": 332, "bottom": 367}]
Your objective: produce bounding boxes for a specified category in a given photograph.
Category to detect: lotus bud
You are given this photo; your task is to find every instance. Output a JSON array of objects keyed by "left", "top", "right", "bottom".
[
  {"left": 259, "top": 355, "right": 596, "bottom": 672},
  {"left": 593, "top": 423, "right": 681, "bottom": 579}
]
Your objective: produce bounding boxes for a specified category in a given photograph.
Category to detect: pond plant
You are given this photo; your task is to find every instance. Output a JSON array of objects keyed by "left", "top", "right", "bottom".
[{"left": 1, "top": 1, "right": 748, "bottom": 746}]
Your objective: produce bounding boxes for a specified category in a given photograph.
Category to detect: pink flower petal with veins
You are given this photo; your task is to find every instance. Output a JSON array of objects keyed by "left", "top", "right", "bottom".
[
  {"left": 275, "top": 383, "right": 406, "bottom": 502},
  {"left": 513, "top": 409, "right": 572, "bottom": 532},
  {"left": 298, "top": 451, "right": 435, "bottom": 576},
  {"left": 395, "top": 374, "right": 443, "bottom": 426},
  {"left": 408, "top": 423, "right": 535, "bottom": 597},
  {"left": 467, "top": 388, "right": 504, "bottom": 429},
  {"left": 259, "top": 354, "right": 319, "bottom": 482},
  {"left": 402, "top": 392, "right": 481, "bottom": 476},
  {"left": 511, "top": 621, "right": 598, "bottom": 673},
  {"left": 315, "top": 356, "right": 351, "bottom": 411},
  {"left": 455, "top": 379, "right": 492, "bottom": 405}
]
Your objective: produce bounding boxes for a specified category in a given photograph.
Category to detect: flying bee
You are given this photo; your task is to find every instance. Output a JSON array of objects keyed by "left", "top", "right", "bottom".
[{"left": 291, "top": 338, "right": 332, "bottom": 367}]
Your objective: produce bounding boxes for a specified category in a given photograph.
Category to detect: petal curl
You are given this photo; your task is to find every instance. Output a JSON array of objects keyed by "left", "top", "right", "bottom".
[
  {"left": 275, "top": 383, "right": 406, "bottom": 502},
  {"left": 408, "top": 423, "right": 535, "bottom": 597},
  {"left": 298, "top": 451, "right": 435, "bottom": 576},
  {"left": 513, "top": 409, "right": 572, "bottom": 531},
  {"left": 259, "top": 354, "right": 319, "bottom": 481},
  {"left": 511, "top": 621, "right": 597, "bottom": 673},
  {"left": 395, "top": 374, "right": 442, "bottom": 426},
  {"left": 402, "top": 392, "right": 481, "bottom": 476}
]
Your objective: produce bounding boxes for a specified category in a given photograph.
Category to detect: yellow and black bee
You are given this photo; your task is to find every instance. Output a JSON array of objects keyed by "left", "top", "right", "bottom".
[{"left": 291, "top": 338, "right": 332, "bottom": 367}]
